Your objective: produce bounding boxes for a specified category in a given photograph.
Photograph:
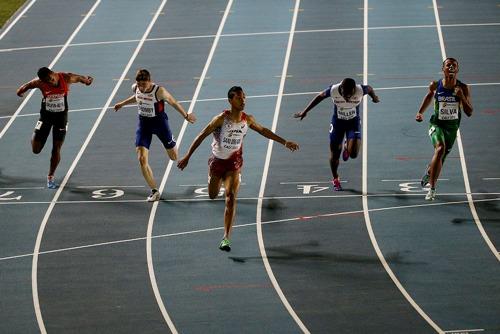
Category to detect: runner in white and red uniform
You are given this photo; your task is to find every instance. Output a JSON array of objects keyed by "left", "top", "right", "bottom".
[
  {"left": 177, "top": 86, "right": 299, "bottom": 252},
  {"left": 16, "top": 67, "right": 93, "bottom": 188},
  {"left": 114, "top": 69, "right": 196, "bottom": 202},
  {"left": 209, "top": 110, "right": 248, "bottom": 177}
]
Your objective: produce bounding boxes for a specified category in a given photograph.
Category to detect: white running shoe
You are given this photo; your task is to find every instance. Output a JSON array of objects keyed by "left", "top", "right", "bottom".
[
  {"left": 425, "top": 188, "right": 436, "bottom": 201},
  {"left": 147, "top": 189, "right": 160, "bottom": 202}
]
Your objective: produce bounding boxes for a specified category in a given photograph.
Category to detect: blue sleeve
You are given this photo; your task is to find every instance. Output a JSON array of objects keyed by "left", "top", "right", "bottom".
[
  {"left": 361, "top": 85, "right": 369, "bottom": 95},
  {"left": 323, "top": 85, "right": 332, "bottom": 97}
]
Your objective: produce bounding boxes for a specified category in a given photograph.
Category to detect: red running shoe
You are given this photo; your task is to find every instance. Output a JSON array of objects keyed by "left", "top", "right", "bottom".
[{"left": 332, "top": 178, "right": 342, "bottom": 191}]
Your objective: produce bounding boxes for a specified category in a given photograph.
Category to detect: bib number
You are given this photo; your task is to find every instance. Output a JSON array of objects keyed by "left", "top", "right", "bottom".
[
  {"left": 45, "top": 95, "right": 65, "bottom": 112},
  {"left": 337, "top": 107, "right": 356, "bottom": 120},
  {"left": 138, "top": 102, "right": 155, "bottom": 117},
  {"left": 438, "top": 101, "right": 459, "bottom": 120}
]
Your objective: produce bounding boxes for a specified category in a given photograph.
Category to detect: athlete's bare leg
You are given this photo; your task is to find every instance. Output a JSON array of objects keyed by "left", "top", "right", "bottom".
[
  {"left": 329, "top": 142, "right": 342, "bottom": 179},
  {"left": 221, "top": 170, "right": 241, "bottom": 239},
  {"left": 166, "top": 146, "right": 178, "bottom": 161},
  {"left": 137, "top": 146, "right": 158, "bottom": 189},
  {"left": 346, "top": 138, "right": 361, "bottom": 159},
  {"left": 429, "top": 142, "right": 446, "bottom": 188},
  {"left": 48, "top": 140, "right": 63, "bottom": 177},
  {"left": 208, "top": 173, "right": 223, "bottom": 199}
]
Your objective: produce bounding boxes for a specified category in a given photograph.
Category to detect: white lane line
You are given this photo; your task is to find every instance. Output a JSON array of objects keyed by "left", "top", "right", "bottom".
[
  {"left": 3, "top": 21, "right": 500, "bottom": 53},
  {"left": 2, "top": 191, "right": 500, "bottom": 206},
  {"left": 432, "top": 0, "right": 499, "bottom": 261},
  {"left": 0, "top": 0, "right": 37, "bottom": 40},
  {"left": 145, "top": 1, "right": 232, "bottom": 333},
  {"left": 2, "top": 81, "right": 499, "bottom": 121},
  {"left": 30, "top": 1, "right": 173, "bottom": 332},
  {"left": 3, "top": 196, "right": 498, "bottom": 264},
  {"left": 75, "top": 185, "right": 145, "bottom": 188},
  {"left": 0, "top": 187, "right": 44, "bottom": 190},
  {"left": 483, "top": 177, "right": 500, "bottom": 181},
  {"left": 362, "top": 1, "right": 444, "bottom": 333},
  {"left": 444, "top": 329, "right": 484, "bottom": 333},
  {"left": 381, "top": 179, "right": 449, "bottom": 182},
  {"left": 256, "top": 1, "right": 310, "bottom": 333},
  {"left": 27, "top": 1, "right": 102, "bottom": 333},
  {"left": 0, "top": 1, "right": 100, "bottom": 141}
]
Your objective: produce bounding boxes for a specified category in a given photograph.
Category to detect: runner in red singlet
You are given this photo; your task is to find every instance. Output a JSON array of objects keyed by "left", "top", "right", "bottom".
[{"left": 17, "top": 67, "right": 93, "bottom": 188}]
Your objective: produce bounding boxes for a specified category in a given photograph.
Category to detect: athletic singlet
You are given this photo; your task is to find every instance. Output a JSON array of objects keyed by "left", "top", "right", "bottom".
[
  {"left": 430, "top": 79, "right": 462, "bottom": 130},
  {"left": 211, "top": 110, "right": 248, "bottom": 160},
  {"left": 133, "top": 83, "right": 165, "bottom": 118},
  {"left": 329, "top": 84, "right": 366, "bottom": 120},
  {"left": 40, "top": 73, "right": 69, "bottom": 113}
]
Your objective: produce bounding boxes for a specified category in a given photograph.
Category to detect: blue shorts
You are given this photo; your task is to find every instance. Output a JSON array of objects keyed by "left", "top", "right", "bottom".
[
  {"left": 136, "top": 114, "right": 176, "bottom": 150},
  {"left": 329, "top": 116, "right": 362, "bottom": 145}
]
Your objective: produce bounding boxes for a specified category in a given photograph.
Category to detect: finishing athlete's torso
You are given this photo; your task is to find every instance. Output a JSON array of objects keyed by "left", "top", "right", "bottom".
[
  {"left": 133, "top": 83, "right": 166, "bottom": 118},
  {"left": 431, "top": 79, "right": 463, "bottom": 130},
  {"left": 211, "top": 110, "right": 249, "bottom": 160},
  {"left": 330, "top": 84, "right": 365, "bottom": 120},
  {"left": 40, "top": 73, "right": 69, "bottom": 113}
]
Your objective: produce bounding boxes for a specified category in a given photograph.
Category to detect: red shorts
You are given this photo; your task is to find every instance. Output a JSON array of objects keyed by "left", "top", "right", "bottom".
[{"left": 208, "top": 153, "right": 243, "bottom": 178}]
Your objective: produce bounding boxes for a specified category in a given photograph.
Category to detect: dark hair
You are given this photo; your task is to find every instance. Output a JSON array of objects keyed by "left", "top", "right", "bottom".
[
  {"left": 340, "top": 78, "right": 356, "bottom": 95},
  {"left": 442, "top": 57, "right": 458, "bottom": 66},
  {"left": 227, "top": 86, "right": 243, "bottom": 100},
  {"left": 37, "top": 67, "right": 52, "bottom": 81},
  {"left": 135, "top": 69, "right": 151, "bottom": 82}
]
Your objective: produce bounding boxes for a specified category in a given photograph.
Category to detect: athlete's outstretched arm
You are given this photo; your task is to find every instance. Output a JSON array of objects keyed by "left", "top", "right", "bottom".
[
  {"left": 294, "top": 91, "right": 328, "bottom": 120},
  {"left": 114, "top": 95, "right": 136, "bottom": 112},
  {"left": 177, "top": 114, "right": 225, "bottom": 170},
  {"left": 157, "top": 86, "right": 196, "bottom": 123},
  {"left": 366, "top": 85, "right": 380, "bottom": 103},
  {"left": 416, "top": 81, "right": 438, "bottom": 122},
  {"left": 16, "top": 78, "right": 41, "bottom": 97},
  {"left": 247, "top": 114, "right": 299, "bottom": 151},
  {"left": 65, "top": 73, "right": 93, "bottom": 86}
]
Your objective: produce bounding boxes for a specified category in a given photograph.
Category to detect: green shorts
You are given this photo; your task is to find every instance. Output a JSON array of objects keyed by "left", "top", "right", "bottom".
[{"left": 428, "top": 124, "right": 457, "bottom": 151}]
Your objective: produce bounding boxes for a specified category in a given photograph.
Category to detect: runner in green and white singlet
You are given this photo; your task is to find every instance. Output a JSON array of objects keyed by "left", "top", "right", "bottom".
[{"left": 416, "top": 58, "right": 473, "bottom": 200}]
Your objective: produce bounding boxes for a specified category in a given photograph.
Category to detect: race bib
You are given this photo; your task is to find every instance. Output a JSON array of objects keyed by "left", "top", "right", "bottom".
[
  {"left": 337, "top": 107, "right": 357, "bottom": 120},
  {"left": 45, "top": 95, "right": 65, "bottom": 112},
  {"left": 137, "top": 102, "right": 155, "bottom": 117},
  {"left": 438, "top": 101, "right": 459, "bottom": 120}
]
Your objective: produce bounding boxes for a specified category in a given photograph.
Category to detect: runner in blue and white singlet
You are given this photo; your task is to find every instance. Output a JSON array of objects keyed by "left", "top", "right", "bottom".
[
  {"left": 114, "top": 69, "right": 196, "bottom": 202},
  {"left": 295, "top": 78, "right": 379, "bottom": 191}
]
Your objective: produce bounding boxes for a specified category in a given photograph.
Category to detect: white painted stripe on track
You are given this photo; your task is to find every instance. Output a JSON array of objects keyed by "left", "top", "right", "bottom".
[
  {"left": 3, "top": 191, "right": 500, "bottom": 206},
  {"left": 145, "top": 1, "right": 233, "bottom": 333},
  {"left": 4, "top": 196, "right": 499, "bottom": 264},
  {"left": 0, "top": 0, "right": 99, "bottom": 140},
  {"left": 30, "top": 1, "right": 175, "bottom": 333},
  {"left": 0, "top": 0, "right": 37, "bottom": 40},
  {"left": 361, "top": 1, "right": 444, "bottom": 333},
  {"left": 28, "top": 1, "right": 103, "bottom": 332},
  {"left": 2, "top": 21, "right": 500, "bottom": 53},
  {"left": 432, "top": 0, "right": 500, "bottom": 261},
  {"left": 256, "top": 1, "right": 310, "bottom": 333}
]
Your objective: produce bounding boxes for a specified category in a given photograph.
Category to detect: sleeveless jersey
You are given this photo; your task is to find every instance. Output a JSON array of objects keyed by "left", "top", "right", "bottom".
[
  {"left": 430, "top": 79, "right": 462, "bottom": 130},
  {"left": 330, "top": 84, "right": 366, "bottom": 120},
  {"left": 40, "top": 72, "right": 69, "bottom": 113},
  {"left": 211, "top": 111, "right": 248, "bottom": 160},
  {"left": 133, "top": 83, "right": 165, "bottom": 118}
]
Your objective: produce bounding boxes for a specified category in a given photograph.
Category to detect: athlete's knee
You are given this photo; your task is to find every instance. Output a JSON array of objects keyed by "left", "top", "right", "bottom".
[
  {"left": 350, "top": 150, "right": 359, "bottom": 159},
  {"left": 32, "top": 142, "right": 42, "bottom": 154},
  {"left": 434, "top": 143, "right": 446, "bottom": 156},
  {"left": 225, "top": 190, "right": 236, "bottom": 206},
  {"left": 137, "top": 154, "right": 148, "bottom": 166},
  {"left": 167, "top": 148, "right": 178, "bottom": 161}
]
